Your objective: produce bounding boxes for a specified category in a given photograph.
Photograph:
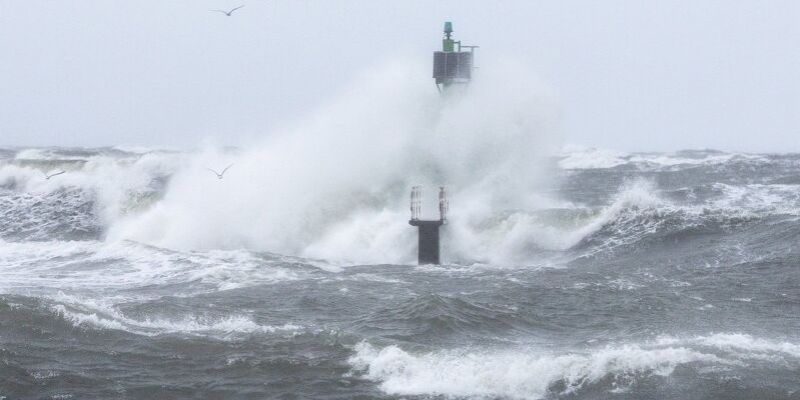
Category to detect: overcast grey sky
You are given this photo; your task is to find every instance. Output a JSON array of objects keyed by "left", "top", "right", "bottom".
[{"left": 1, "top": 1, "right": 798, "bottom": 151}]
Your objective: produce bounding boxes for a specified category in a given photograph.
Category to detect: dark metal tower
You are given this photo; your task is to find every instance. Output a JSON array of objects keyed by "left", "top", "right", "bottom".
[
  {"left": 406, "top": 23, "right": 472, "bottom": 265},
  {"left": 432, "top": 22, "right": 478, "bottom": 91}
]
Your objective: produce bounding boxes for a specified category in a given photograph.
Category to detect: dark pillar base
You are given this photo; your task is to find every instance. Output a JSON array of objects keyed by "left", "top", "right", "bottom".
[{"left": 409, "top": 219, "right": 444, "bottom": 265}]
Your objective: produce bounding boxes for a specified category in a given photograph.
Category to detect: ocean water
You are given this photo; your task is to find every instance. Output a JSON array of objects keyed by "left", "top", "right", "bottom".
[{"left": 0, "top": 145, "right": 798, "bottom": 399}]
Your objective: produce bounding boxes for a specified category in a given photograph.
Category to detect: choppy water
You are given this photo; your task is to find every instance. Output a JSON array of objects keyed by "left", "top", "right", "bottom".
[{"left": 1, "top": 147, "right": 799, "bottom": 399}]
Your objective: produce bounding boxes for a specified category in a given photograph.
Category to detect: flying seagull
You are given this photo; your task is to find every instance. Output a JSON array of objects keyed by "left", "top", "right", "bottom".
[
  {"left": 42, "top": 170, "right": 66, "bottom": 180},
  {"left": 206, "top": 164, "right": 233, "bottom": 179},
  {"left": 210, "top": 5, "right": 244, "bottom": 16}
]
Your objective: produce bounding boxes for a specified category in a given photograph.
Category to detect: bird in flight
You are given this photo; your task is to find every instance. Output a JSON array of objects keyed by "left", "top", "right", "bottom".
[
  {"left": 42, "top": 170, "right": 66, "bottom": 180},
  {"left": 206, "top": 164, "right": 234, "bottom": 179},
  {"left": 210, "top": 5, "right": 245, "bottom": 16}
]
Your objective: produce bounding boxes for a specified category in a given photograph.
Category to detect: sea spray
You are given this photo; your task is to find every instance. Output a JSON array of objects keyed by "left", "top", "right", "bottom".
[{"left": 107, "top": 59, "right": 563, "bottom": 264}]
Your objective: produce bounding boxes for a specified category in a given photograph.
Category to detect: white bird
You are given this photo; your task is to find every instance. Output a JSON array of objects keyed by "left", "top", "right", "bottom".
[
  {"left": 206, "top": 164, "right": 233, "bottom": 179},
  {"left": 42, "top": 170, "right": 66, "bottom": 180},
  {"left": 210, "top": 5, "right": 245, "bottom": 16}
]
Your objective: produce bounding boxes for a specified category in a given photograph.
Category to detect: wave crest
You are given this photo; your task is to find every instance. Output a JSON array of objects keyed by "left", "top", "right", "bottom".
[{"left": 349, "top": 333, "right": 800, "bottom": 399}]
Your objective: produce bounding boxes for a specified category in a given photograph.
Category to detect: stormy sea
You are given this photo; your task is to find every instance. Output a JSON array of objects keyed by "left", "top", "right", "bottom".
[
  {"left": 0, "top": 61, "right": 797, "bottom": 400},
  {"left": 1, "top": 144, "right": 798, "bottom": 400}
]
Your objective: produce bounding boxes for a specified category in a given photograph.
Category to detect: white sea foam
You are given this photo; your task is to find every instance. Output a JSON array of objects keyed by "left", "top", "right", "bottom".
[
  {"left": 0, "top": 240, "right": 302, "bottom": 298},
  {"left": 709, "top": 183, "right": 800, "bottom": 215},
  {"left": 52, "top": 304, "right": 129, "bottom": 332},
  {"left": 558, "top": 147, "right": 629, "bottom": 169},
  {"left": 0, "top": 149, "right": 187, "bottom": 231},
  {"left": 0, "top": 241, "right": 310, "bottom": 339},
  {"left": 350, "top": 333, "right": 799, "bottom": 399},
  {"left": 550, "top": 178, "right": 666, "bottom": 256},
  {"left": 349, "top": 342, "right": 727, "bottom": 399},
  {"left": 657, "top": 333, "right": 800, "bottom": 358},
  {"left": 50, "top": 293, "right": 301, "bottom": 338},
  {"left": 627, "top": 152, "right": 764, "bottom": 168},
  {"left": 558, "top": 147, "right": 766, "bottom": 170},
  {"left": 13, "top": 148, "right": 52, "bottom": 160}
]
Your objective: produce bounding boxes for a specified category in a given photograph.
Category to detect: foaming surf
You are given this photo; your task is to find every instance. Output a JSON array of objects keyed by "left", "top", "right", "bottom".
[
  {"left": 93, "top": 60, "right": 563, "bottom": 265},
  {"left": 0, "top": 240, "right": 308, "bottom": 300},
  {"left": 50, "top": 301, "right": 303, "bottom": 339},
  {"left": 349, "top": 334, "right": 800, "bottom": 399}
]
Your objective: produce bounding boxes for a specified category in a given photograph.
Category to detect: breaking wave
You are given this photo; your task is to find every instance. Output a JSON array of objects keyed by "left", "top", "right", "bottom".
[
  {"left": 349, "top": 334, "right": 800, "bottom": 399},
  {"left": 51, "top": 302, "right": 302, "bottom": 339},
  {"left": 3, "top": 151, "right": 800, "bottom": 265},
  {"left": 0, "top": 240, "right": 307, "bottom": 299},
  {"left": 558, "top": 147, "right": 772, "bottom": 170},
  {"left": 0, "top": 61, "right": 563, "bottom": 264}
]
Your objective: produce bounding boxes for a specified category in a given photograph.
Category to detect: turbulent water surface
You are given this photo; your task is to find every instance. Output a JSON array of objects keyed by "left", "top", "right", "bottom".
[{"left": 1, "top": 146, "right": 799, "bottom": 399}]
